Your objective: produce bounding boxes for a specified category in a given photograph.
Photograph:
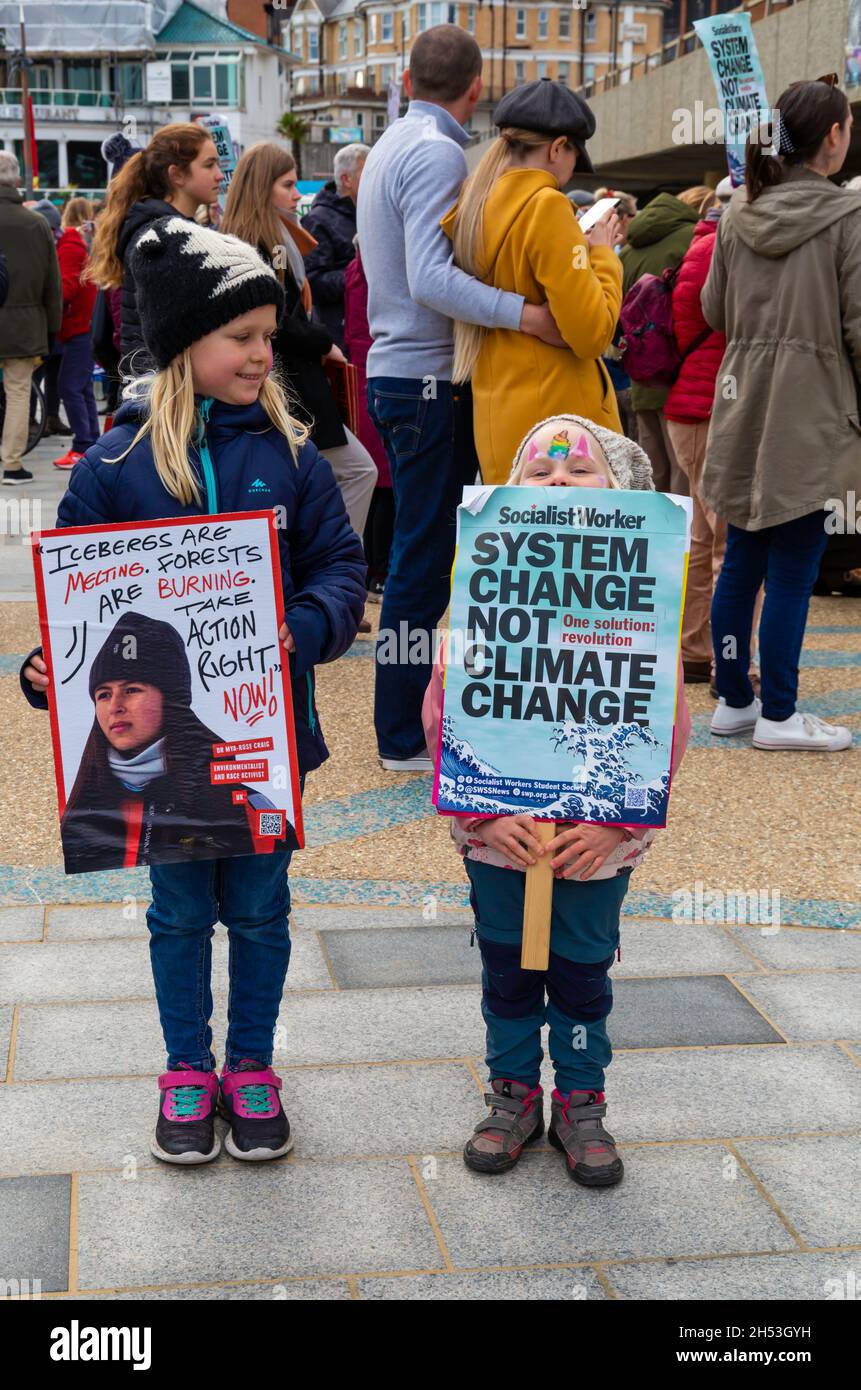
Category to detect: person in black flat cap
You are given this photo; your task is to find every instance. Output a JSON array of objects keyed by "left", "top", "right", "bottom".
[
  {"left": 60, "top": 611, "right": 290, "bottom": 874},
  {"left": 441, "top": 78, "right": 625, "bottom": 482}
]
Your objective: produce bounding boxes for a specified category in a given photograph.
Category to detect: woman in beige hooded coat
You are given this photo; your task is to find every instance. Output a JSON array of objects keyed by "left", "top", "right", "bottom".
[{"left": 701, "top": 78, "right": 861, "bottom": 753}]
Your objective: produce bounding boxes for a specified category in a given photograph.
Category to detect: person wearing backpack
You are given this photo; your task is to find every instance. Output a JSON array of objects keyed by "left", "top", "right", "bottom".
[
  {"left": 620, "top": 186, "right": 717, "bottom": 493},
  {"left": 701, "top": 79, "right": 861, "bottom": 753}
]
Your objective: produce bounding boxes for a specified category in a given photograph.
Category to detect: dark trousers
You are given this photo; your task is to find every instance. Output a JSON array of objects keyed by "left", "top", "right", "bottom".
[
  {"left": 367, "top": 377, "right": 479, "bottom": 760},
  {"left": 363, "top": 485, "right": 394, "bottom": 583},
  {"left": 58, "top": 332, "right": 99, "bottom": 452},
  {"left": 711, "top": 509, "right": 828, "bottom": 721}
]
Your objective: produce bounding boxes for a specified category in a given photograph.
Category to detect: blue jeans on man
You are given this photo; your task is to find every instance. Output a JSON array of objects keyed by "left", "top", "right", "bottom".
[{"left": 367, "top": 377, "right": 480, "bottom": 760}]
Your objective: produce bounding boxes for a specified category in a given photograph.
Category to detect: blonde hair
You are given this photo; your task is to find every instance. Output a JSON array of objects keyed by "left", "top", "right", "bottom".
[
  {"left": 62, "top": 196, "right": 93, "bottom": 228},
  {"left": 677, "top": 184, "right": 719, "bottom": 218},
  {"left": 108, "top": 352, "right": 309, "bottom": 506},
  {"left": 450, "top": 127, "right": 574, "bottom": 384},
  {"left": 508, "top": 420, "right": 619, "bottom": 487},
  {"left": 221, "top": 143, "right": 297, "bottom": 284}
]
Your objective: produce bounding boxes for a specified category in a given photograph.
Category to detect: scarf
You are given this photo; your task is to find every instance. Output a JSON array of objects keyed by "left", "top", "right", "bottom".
[{"left": 108, "top": 736, "right": 167, "bottom": 792}]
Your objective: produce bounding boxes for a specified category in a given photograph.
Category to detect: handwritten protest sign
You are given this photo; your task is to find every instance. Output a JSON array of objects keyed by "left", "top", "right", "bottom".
[
  {"left": 433, "top": 486, "right": 690, "bottom": 831},
  {"left": 694, "top": 12, "right": 770, "bottom": 187},
  {"left": 32, "top": 511, "right": 302, "bottom": 875}
]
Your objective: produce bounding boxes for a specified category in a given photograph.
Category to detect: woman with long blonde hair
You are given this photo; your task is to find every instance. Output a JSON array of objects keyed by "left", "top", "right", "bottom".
[
  {"left": 222, "top": 142, "right": 377, "bottom": 542},
  {"left": 85, "top": 123, "right": 224, "bottom": 376},
  {"left": 442, "top": 81, "right": 623, "bottom": 483},
  {"left": 22, "top": 216, "right": 366, "bottom": 1165}
]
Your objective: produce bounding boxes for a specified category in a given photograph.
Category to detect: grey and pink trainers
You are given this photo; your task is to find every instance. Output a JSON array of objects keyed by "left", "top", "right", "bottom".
[
  {"left": 549, "top": 1088, "right": 624, "bottom": 1187},
  {"left": 151, "top": 1064, "right": 221, "bottom": 1165},
  {"left": 463, "top": 1079, "right": 544, "bottom": 1174},
  {"left": 219, "top": 1059, "right": 292, "bottom": 1161}
]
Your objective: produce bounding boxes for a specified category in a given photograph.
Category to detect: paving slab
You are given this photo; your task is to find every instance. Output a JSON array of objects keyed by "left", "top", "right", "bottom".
[
  {"left": 734, "top": 1135, "right": 861, "bottom": 1247},
  {"left": 14, "top": 1000, "right": 168, "bottom": 1080},
  {"left": 284, "top": 1061, "right": 481, "bottom": 1159},
  {"left": 66, "top": 1279, "right": 352, "bottom": 1300},
  {"left": 606, "top": 976, "right": 784, "bottom": 1048},
  {"left": 606, "top": 1251, "right": 861, "bottom": 1300},
  {"left": 531, "top": 1044, "right": 861, "bottom": 1141},
  {"left": 613, "top": 920, "right": 759, "bottom": 977},
  {"left": 733, "top": 972, "right": 861, "bottom": 1041},
  {"left": 0, "top": 937, "right": 228, "bottom": 1004},
  {"left": 321, "top": 925, "right": 480, "bottom": 988},
  {"left": 357, "top": 1268, "right": 608, "bottom": 1299},
  {"left": 729, "top": 926, "right": 861, "bottom": 972},
  {"left": 292, "top": 905, "right": 472, "bottom": 932},
  {"left": 0, "top": 907, "right": 43, "bottom": 942},
  {"left": 46, "top": 903, "right": 157, "bottom": 941},
  {"left": 0, "top": 1078, "right": 164, "bottom": 1176},
  {"left": 422, "top": 1148, "right": 796, "bottom": 1267},
  {"left": 0, "top": 1174, "right": 70, "bottom": 1293},
  {"left": 76, "top": 1160, "right": 442, "bottom": 1287}
]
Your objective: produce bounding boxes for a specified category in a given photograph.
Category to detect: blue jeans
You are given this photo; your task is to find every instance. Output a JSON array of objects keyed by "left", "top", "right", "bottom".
[
  {"left": 146, "top": 848, "right": 294, "bottom": 1072},
  {"left": 367, "top": 377, "right": 480, "bottom": 760},
  {"left": 711, "top": 510, "right": 828, "bottom": 721},
  {"left": 58, "top": 332, "right": 99, "bottom": 453}
]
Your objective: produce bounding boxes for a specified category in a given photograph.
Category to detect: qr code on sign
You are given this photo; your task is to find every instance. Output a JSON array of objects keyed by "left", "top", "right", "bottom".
[
  {"left": 258, "top": 811, "right": 285, "bottom": 837},
  {"left": 624, "top": 786, "right": 647, "bottom": 810}
]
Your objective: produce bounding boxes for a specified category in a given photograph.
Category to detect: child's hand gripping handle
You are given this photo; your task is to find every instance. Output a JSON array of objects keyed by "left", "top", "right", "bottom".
[{"left": 521, "top": 820, "right": 556, "bottom": 971}]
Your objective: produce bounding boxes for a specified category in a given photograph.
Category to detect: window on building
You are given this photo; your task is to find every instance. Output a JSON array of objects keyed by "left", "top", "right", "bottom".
[
  {"left": 585, "top": 12, "right": 596, "bottom": 43},
  {"left": 538, "top": 9, "right": 548, "bottom": 39},
  {"left": 380, "top": 63, "right": 395, "bottom": 86},
  {"left": 514, "top": 59, "right": 525, "bottom": 84},
  {"left": 584, "top": 61, "right": 595, "bottom": 81},
  {"left": 515, "top": 9, "right": 526, "bottom": 40},
  {"left": 465, "top": 4, "right": 475, "bottom": 34},
  {"left": 354, "top": 68, "right": 365, "bottom": 86},
  {"left": 15, "top": 138, "right": 59, "bottom": 185},
  {"left": 63, "top": 60, "right": 102, "bottom": 104},
  {"left": 309, "top": 27, "right": 319, "bottom": 59},
  {"left": 368, "top": 14, "right": 377, "bottom": 41},
  {"left": 558, "top": 61, "right": 569, "bottom": 86},
  {"left": 536, "top": 60, "right": 548, "bottom": 79},
  {"left": 30, "top": 64, "right": 53, "bottom": 92},
  {"left": 417, "top": 3, "right": 445, "bottom": 32},
  {"left": 116, "top": 62, "right": 143, "bottom": 102},
  {"left": 339, "top": 21, "right": 347, "bottom": 59},
  {"left": 171, "top": 63, "right": 190, "bottom": 101},
  {"left": 559, "top": 9, "right": 570, "bottom": 39},
  {"left": 447, "top": 3, "right": 456, "bottom": 20},
  {"left": 374, "top": 110, "right": 386, "bottom": 132},
  {"left": 402, "top": 9, "right": 410, "bottom": 40},
  {"left": 193, "top": 66, "right": 212, "bottom": 100},
  {"left": 381, "top": 11, "right": 393, "bottom": 41},
  {"left": 354, "top": 23, "right": 363, "bottom": 55},
  {"left": 338, "top": 70, "right": 348, "bottom": 93},
  {"left": 67, "top": 140, "right": 106, "bottom": 187}
]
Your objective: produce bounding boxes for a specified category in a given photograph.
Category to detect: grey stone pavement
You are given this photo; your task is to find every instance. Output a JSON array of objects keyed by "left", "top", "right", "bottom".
[{"left": 1, "top": 430, "right": 860, "bottom": 1301}]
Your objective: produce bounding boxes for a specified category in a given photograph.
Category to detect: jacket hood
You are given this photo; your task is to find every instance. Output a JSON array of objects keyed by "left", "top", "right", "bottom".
[
  {"left": 627, "top": 193, "right": 698, "bottom": 250},
  {"left": 117, "top": 197, "right": 180, "bottom": 259},
  {"left": 440, "top": 169, "right": 562, "bottom": 274},
  {"left": 311, "top": 182, "right": 354, "bottom": 215},
  {"left": 727, "top": 165, "right": 861, "bottom": 258},
  {"left": 112, "top": 395, "right": 272, "bottom": 434}
]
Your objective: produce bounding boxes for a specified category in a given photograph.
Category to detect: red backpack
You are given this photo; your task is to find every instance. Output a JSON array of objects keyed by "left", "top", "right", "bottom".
[{"left": 619, "top": 266, "right": 709, "bottom": 388}]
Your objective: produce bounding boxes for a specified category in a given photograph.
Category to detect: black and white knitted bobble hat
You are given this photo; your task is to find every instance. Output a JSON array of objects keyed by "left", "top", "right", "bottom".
[
  {"left": 129, "top": 216, "right": 285, "bottom": 369},
  {"left": 510, "top": 413, "right": 654, "bottom": 490}
]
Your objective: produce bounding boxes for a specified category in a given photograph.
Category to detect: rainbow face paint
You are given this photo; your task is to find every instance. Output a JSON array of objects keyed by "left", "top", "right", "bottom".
[{"left": 547, "top": 429, "right": 571, "bottom": 458}]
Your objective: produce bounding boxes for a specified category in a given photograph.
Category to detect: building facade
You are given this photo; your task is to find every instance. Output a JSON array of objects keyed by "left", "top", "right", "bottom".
[{"left": 286, "top": 1, "right": 670, "bottom": 143}]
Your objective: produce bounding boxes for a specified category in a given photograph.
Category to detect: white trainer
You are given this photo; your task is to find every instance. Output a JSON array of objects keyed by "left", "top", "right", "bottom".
[
  {"left": 380, "top": 753, "right": 434, "bottom": 772},
  {"left": 710, "top": 697, "right": 761, "bottom": 736},
  {"left": 753, "top": 711, "right": 853, "bottom": 752}
]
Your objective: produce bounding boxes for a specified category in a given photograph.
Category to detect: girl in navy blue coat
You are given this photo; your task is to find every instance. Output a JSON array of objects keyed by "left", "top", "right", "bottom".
[{"left": 22, "top": 217, "right": 366, "bottom": 1165}]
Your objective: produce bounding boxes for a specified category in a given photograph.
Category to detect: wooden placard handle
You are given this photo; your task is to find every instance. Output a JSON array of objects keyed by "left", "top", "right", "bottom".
[{"left": 521, "top": 820, "right": 556, "bottom": 971}]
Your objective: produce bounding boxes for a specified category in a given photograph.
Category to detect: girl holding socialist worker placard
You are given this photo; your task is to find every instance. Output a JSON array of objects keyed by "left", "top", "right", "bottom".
[{"left": 423, "top": 414, "right": 691, "bottom": 1189}]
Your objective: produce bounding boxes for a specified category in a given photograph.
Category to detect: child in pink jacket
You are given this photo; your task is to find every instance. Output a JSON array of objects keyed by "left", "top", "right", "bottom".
[{"left": 422, "top": 413, "right": 691, "bottom": 1189}]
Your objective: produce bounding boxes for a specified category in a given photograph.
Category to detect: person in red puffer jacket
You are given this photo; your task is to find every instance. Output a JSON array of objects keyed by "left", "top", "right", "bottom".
[
  {"left": 54, "top": 197, "right": 99, "bottom": 470},
  {"left": 665, "top": 207, "right": 731, "bottom": 685}
]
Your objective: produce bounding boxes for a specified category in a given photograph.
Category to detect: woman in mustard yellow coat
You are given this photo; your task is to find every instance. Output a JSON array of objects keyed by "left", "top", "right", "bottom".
[{"left": 443, "top": 81, "right": 624, "bottom": 483}]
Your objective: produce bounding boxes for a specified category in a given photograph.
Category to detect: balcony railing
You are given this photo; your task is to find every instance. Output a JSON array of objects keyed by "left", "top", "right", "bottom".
[
  {"left": 1, "top": 88, "right": 116, "bottom": 109},
  {"left": 292, "top": 83, "right": 384, "bottom": 102},
  {"left": 575, "top": 0, "right": 799, "bottom": 100}
]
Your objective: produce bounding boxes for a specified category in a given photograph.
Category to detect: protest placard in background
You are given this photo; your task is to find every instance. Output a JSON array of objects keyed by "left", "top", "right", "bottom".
[
  {"left": 434, "top": 486, "right": 691, "bottom": 830},
  {"left": 694, "top": 11, "right": 770, "bottom": 187},
  {"left": 32, "top": 511, "right": 302, "bottom": 875}
]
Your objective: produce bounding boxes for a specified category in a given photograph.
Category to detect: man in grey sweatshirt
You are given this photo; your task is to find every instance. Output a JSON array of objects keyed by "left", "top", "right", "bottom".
[{"left": 358, "top": 24, "right": 561, "bottom": 768}]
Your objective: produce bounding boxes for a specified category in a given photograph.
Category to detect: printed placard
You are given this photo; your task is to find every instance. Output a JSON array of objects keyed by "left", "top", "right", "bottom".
[
  {"left": 32, "top": 511, "right": 303, "bottom": 874},
  {"left": 433, "top": 486, "right": 691, "bottom": 829}
]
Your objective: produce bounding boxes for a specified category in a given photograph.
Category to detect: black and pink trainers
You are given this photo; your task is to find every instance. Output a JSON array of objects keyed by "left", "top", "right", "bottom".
[
  {"left": 218, "top": 1059, "right": 292, "bottom": 1161},
  {"left": 151, "top": 1064, "right": 221, "bottom": 1165}
]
